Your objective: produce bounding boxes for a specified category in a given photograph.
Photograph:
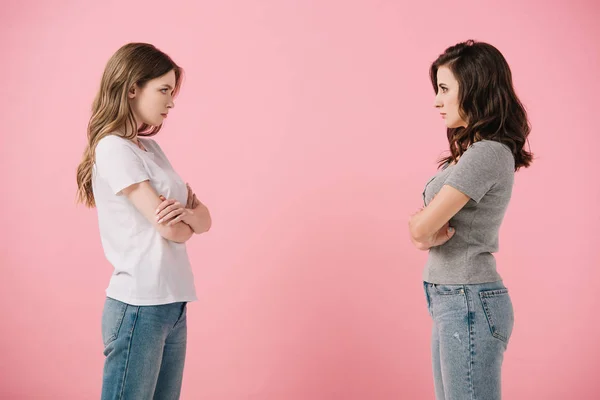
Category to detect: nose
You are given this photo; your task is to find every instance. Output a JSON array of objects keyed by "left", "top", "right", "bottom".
[
  {"left": 167, "top": 100, "right": 175, "bottom": 109},
  {"left": 434, "top": 92, "right": 443, "bottom": 109}
]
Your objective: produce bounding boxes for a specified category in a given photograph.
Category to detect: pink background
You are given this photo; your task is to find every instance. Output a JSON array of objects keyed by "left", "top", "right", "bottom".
[{"left": 1, "top": 0, "right": 599, "bottom": 399}]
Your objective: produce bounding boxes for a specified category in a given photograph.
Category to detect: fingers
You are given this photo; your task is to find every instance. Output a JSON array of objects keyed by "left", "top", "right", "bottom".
[
  {"left": 186, "top": 183, "right": 197, "bottom": 208},
  {"left": 166, "top": 213, "right": 186, "bottom": 226},
  {"left": 437, "top": 226, "right": 455, "bottom": 245},
  {"left": 192, "top": 194, "right": 201, "bottom": 208},
  {"left": 158, "top": 207, "right": 185, "bottom": 224},
  {"left": 186, "top": 183, "right": 195, "bottom": 198},
  {"left": 429, "top": 225, "right": 455, "bottom": 247},
  {"left": 156, "top": 197, "right": 175, "bottom": 215},
  {"left": 156, "top": 201, "right": 184, "bottom": 221},
  {"left": 157, "top": 204, "right": 183, "bottom": 222}
]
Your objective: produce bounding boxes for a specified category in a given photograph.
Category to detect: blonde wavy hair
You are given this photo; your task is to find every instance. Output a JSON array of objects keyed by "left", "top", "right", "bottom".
[{"left": 76, "top": 43, "right": 182, "bottom": 207}]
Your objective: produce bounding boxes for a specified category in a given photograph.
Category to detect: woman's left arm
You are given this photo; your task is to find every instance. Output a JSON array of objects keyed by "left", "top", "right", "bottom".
[
  {"left": 409, "top": 185, "right": 470, "bottom": 249},
  {"left": 156, "top": 184, "right": 212, "bottom": 234},
  {"left": 184, "top": 194, "right": 212, "bottom": 234},
  {"left": 410, "top": 141, "right": 508, "bottom": 250}
]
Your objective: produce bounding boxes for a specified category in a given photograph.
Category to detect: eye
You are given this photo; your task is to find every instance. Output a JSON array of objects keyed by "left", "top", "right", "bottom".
[
  {"left": 440, "top": 87, "right": 448, "bottom": 93},
  {"left": 160, "top": 88, "right": 169, "bottom": 94}
]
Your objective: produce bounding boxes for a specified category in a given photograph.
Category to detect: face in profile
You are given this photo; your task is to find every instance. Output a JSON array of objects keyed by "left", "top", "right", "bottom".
[
  {"left": 434, "top": 66, "right": 467, "bottom": 129},
  {"left": 128, "top": 69, "right": 176, "bottom": 127}
]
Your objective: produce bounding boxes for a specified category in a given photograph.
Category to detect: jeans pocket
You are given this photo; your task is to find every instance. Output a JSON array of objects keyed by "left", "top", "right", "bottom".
[
  {"left": 101, "top": 297, "right": 128, "bottom": 347},
  {"left": 479, "top": 289, "right": 514, "bottom": 343},
  {"left": 174, "top": 303, "right": 187, "bottom": 327}
]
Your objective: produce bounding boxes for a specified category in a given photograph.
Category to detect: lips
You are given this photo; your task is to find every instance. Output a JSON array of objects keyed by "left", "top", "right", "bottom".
[{"left": 161, "top": 113, "right": 168, "bottom": 119}]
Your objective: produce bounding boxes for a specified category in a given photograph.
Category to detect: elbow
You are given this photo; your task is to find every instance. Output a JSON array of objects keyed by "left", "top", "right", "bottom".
[
  {"left": 409, "top": 230, "right": 431, "bottom": 251},
  {"left": 195, "top": 219, "right": 212, "bottom": 235},
  {"left": 415, "top": 241, "right": 430, "bottom": 251},
  {"left": 203, "top": 215, "right": 212, "bottom": 233},
  {"left": 409, "top": 229, "right": 430, "bottom": 251},
  {"left": 194, "top": 207, "right": 212, "bottom": 234},
  {"left": 409, "top": 219, "right": 429, "bottom": 243}
]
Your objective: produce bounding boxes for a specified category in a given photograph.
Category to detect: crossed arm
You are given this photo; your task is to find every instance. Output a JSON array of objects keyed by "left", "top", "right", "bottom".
[
  {"left": 408, "top": 185, "right": 470, "bottom": 251},
  {"left": 121, "top": 181, "right": 211, "bottom": 243}
]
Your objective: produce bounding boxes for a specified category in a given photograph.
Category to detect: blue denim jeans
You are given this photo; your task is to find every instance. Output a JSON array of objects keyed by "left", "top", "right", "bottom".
[
  {"left": 101, "top": 297, "right": 188, "bottom": 400},
  {"left": 424, "top": 281, "right": 514, "bottom": 400}
]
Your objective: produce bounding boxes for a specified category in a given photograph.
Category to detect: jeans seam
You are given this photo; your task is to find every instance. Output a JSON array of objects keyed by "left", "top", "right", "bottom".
[
  {"left": 466, "top": 288, "right": 476, "bottom": 400},
  {"left": 118, "top": 306, "right": 140, "bottom": 400}
]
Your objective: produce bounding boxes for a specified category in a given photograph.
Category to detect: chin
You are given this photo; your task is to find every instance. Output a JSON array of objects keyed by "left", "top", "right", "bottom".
[
  {"left": 139, "top": 117, "right": 162, "bottom": 127},
  {"left": 445, "top": 120, "right": 462, "bottom": 129}
]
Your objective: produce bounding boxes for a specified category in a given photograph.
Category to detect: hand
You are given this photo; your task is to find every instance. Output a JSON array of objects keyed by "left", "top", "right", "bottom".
[
  {"left": 423, "top": 223, "right": 456, "bottom": 248},
  {"left": 192, "top": 193, "right": 200, "bottom": 209},
  {"left": 185, "top": 184, "right": 194, "bottom": 208},
  {"left": 156, "top": 195, "right": 194, "bottom": 226},
  {"left": 186, "top": 183, "right": 203, "bottom": 209},
  {"left": 186, "top": 183, "right": 204, "bottom": 210}
]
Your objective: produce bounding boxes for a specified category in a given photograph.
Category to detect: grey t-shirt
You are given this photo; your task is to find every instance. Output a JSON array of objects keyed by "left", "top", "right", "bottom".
[{"left": 422, "top": 140, "right": 515, "bottom": 284}]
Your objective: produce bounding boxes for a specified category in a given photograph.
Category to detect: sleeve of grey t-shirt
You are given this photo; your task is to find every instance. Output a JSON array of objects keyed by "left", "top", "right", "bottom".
[{"left": 444, "top": 141, "right": 507, "bottom": 203}]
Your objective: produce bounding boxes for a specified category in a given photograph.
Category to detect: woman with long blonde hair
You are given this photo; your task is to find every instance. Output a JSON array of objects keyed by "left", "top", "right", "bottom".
[{"left": 76, "top": 43, "right": 211, "bottom": 399}]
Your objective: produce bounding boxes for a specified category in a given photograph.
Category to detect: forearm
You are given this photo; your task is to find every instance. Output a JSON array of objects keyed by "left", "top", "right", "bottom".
[
  {"left": 184, "top": 203, "right": 212, "bottom": 234},
  {"left": 409, "top": 211, "right": 433, "bottom": 250}
]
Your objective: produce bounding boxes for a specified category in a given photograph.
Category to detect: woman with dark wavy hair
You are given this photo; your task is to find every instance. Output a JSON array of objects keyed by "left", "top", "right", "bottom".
[{"left": 409, "top": 40, "right": 532, "bottom": 399}]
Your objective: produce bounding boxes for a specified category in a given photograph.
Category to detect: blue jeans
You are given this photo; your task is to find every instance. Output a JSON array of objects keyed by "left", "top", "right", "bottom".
[
  {"left": 424, "top": 281, "right": 514, "bottom": 400},
  {"left": 101, "top": 297, "right": 188, "bottom": 400}
]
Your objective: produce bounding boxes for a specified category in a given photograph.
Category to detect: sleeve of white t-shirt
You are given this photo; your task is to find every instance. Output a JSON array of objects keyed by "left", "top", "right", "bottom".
[{"left": 95, "top": 136, "right": 150, "bottom": 195}]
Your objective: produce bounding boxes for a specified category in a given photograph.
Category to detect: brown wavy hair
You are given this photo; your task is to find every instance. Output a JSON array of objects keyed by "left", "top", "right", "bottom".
[
  {"left": 76, "top": 43, "right": 183, "bottom": 207},
  {"left": 430, "top": 40, "right": 533, "bottom": 170}
]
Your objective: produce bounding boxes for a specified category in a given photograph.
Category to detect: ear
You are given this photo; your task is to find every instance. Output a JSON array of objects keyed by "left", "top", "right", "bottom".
[{"left": 128, "top": 85, "right": 137, "bottom": 99}]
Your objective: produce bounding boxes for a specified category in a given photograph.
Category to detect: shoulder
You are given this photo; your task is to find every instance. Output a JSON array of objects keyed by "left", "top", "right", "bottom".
[
  {"left": 473, "top": 139, "right": 512, "bottom": 155},
  {"left": 96, "top": 135, "right": 132, "bottom": 153},
  {"left": 469, "top": 141, "right": 515, "bottom": 182},
  {"left": 95, "top": 135, "right": 139, "bottom": 165},
  {"left": 468, "top": 140, "right": 514, "bottom": 165}
]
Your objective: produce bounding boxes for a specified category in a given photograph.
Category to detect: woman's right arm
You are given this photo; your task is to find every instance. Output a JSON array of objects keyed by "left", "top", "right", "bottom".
[{"left": 95, "top": 136, "right": 193, "bottom": 243}]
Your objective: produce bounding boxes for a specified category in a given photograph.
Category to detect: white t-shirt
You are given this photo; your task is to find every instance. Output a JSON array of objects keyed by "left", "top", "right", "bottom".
[{"left": 92, "top": 135, "right": 197, "bottom": 305}]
